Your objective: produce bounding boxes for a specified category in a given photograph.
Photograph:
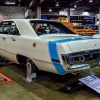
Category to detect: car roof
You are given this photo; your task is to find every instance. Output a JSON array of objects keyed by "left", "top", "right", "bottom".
[
  {"left": 1, "top": 19, "right": 60, "bottom": 37},
  {"left": 2, "top": 19, "right": 57, "bottom": 23}
]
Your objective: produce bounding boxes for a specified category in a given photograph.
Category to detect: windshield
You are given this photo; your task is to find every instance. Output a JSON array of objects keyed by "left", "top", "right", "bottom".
[
  {"left": 73, "top": 25, "right": 88, "bottom": 29},
  {"left": 30, "top": 20, "right": 75, "bottom": 36}
]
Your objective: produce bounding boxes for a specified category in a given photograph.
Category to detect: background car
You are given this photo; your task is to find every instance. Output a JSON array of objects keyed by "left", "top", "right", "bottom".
[{"left": 63, "top": 22, "right": 96, "bottom": 35}]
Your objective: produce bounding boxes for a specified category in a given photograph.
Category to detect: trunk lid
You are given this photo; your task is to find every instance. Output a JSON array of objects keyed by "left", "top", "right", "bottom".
[
  {"left": 67, "top": 38, "right": 100, "bottom": 52},
  {"left": 40, "top": 34, "right": 100, "bottom": 52}
]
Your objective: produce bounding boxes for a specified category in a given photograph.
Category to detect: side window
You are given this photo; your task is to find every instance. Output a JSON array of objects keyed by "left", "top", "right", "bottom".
[
  {"left": 0, "top": 22, "right": 9, "bottom": 34},
  {"left": 0, "top": 21, "right": 20, "bottom": 35},
  {"left": 8, "top": 22, "right": 20, "bottom": 35}
]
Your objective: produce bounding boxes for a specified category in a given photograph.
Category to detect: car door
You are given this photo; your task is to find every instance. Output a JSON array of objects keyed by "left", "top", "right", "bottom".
[
  {"left": 5, "top": 21, "right": 20, "bottom": 62},
  {"left": 0, "top": 22, "right": 9, "bottom": 57},
  {"left": 0, "top": 34, "right": 6, "bottom": 57}
]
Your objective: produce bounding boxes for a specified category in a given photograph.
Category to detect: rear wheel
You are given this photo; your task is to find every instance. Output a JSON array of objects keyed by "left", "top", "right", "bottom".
[{"left": 26, "top": 59, "right": 37, "bottom": 72}]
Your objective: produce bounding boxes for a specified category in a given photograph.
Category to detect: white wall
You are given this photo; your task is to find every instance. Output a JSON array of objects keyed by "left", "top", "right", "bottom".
[
  {"left": 59, "top": 10, "right": 83, "bottom": 16},
  {"left": 70, "top": 10, "right": 83, "bottom": 16},
  {"left": 0, "top": 6, "right": 27, "bottom": 22},
  {"left": 59, "top": 10, "right": 94, "bottom": 16}
]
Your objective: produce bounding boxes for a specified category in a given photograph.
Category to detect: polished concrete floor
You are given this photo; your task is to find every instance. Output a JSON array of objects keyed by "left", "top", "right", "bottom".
[{"left": 0, "top": 64, "right": 100, "bottom": 100}]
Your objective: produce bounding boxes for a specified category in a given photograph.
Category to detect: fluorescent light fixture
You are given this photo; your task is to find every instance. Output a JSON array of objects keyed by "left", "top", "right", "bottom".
[
  {"left": 5, "top": 1, "right": 15, "bottom": 5},
  {"left": 89, "top": 0, "right": 93, "bottom": 2},
  {"left": 49, "top": 8, "right": 52, "bottom": 12},
  {"left": 56, "top": 2, "right": 59, "bottom": 6},
  {"left": 82, "top": 12, "right": 90, "bottom": 16},
  {"left": 18, "top": 4, "right": 20, "bottom": 6},
  {"left": 70, "top": 8, "right": 75, "bottom": 10},
  {"left": 74, "top": 4, "right": 77, "bottom": 8}
]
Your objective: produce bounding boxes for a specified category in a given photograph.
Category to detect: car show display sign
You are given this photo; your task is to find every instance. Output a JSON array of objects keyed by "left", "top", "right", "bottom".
[
  {"left": 0, "top": 73, "right": 13, "bottom": 85},
  {"left": 70, "top": 16, "right": 95, "bottom": 26},
  {"left": 79, "top": 75, "right": 100, "bottom": 94},
  {"left": 4, "top": 14, "right": 14, "bottom": 19}
]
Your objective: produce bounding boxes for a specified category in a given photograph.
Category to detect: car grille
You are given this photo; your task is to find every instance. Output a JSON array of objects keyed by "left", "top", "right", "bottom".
[{"left": 62, "top": 50, "right": 100, "bottom": 65}]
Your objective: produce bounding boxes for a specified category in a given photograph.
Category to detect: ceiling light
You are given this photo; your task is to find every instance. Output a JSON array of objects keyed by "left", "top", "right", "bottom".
[
  {"left": 89, "top": 0, "right": 93, "bottom": 3},
  {"left": 49, "top": 8, "right": 52, "bottom": 12},
  {"left": 5, "top": 1, "right": 15, "bottom": 5},
  {"left": 74, "top": 4, "right": 77, "bottom": 8},
  {"left": 82, "top": 12, "right": 90, "bottom": 16},
  {"left": 18, "top": 4, "right": 20, "bottom": 6},
  {"left": 70, "top": 8, "right": 75, "bottom": 10},
  {"left": 56, "top": 2, "right": 59, "bottom": 6}
]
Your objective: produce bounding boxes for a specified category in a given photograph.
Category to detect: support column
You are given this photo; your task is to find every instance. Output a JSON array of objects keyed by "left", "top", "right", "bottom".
[
  {"left": 99, "top": 6, "right": 100, "bottom": 34},
  {"left": 67, "top": 8, "right": 70, "bottom": 22},
  {"left": 37, "top": 6, "right": 41, "bottom": 19}
]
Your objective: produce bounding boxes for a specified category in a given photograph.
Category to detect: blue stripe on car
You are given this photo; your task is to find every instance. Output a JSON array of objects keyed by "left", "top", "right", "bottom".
[
  {"left": 48, "top": 37, "right": 98, "bottom": 75},
  {"left": 48, "top": 42, "right": 59, "bottom": 60},
  {"left": 53, "top": 37, "right": 97, "bottom": 43},
  {"left": 48, "top": 41, "right": 66, "bottom": 75}
]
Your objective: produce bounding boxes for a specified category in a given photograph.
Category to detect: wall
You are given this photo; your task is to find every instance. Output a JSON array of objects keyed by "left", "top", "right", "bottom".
[
  {"left": 70, "top": 10, "right": 83, "bottom": 16},
  {"left": 41, "top": 12, "right": 57, "bottom": 15},
  {"left": 96, "top": 14, "right": 100, "bottom": 20},
  {"left": 59, "top": 10, "right": 96, "bottom": 16},
  {"left": 0, "top": 6, "right": 27, "bottom": 22},
  {"left": 59, "top": 10, "right": 83, "bottom": 16}
]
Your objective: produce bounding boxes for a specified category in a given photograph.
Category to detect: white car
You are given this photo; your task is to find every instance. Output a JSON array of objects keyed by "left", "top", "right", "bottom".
[{"left": 0, "top": 19, "right": 100, "bottom": 75}]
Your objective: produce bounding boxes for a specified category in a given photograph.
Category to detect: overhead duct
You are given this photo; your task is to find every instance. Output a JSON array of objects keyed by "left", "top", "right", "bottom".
[
  {"left": 70, "top": 0, "right": 82, "bottom": 6},
  {"left": 25, "top": 9, "right": 36, "bottom": 18},
  {"left": 28, "top": 0, "right": 41, "bottom": 10},
  {"left": 25, "top": 0, "right": 43, "bottom": 18}
]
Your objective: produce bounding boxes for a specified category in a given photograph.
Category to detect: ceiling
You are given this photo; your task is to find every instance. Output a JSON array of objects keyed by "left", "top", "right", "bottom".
[
  {"left": 0, "top": 0, "right": 31, "bottom": 7},
  {"left": 0, "top": 0, "right": 100, "bottom": 13},
  {"left": 40, "top": 0, "right": 76, "bottom": 12},
  {"left": 0, "top": 0, "right": 40, "bottom": 10},
  {"left": 72, "top": 0, "right": 100, "bottom": 13},
  {"left": 40, "top": 0, "right": 100, "bottom": 13}
]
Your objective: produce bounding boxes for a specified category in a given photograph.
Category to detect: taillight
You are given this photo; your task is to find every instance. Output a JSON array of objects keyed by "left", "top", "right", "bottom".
[
  {"left": 72, "top": 56, "right": 80, "bottom": 62},
  {"left": 62, "top": 50, "right": 100, "bottom": 65},
  {"left": 70, "top": 55, "right": 84, "bottom": 64}
]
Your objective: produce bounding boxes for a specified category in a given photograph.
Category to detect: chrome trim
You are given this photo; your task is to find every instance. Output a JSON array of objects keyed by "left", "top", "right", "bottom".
[
  {"left": 61, "top": 50, "right": 100, "bottom": 70},
  {"left": 62, "top": 50, "right": 100, "bottom": 65}
]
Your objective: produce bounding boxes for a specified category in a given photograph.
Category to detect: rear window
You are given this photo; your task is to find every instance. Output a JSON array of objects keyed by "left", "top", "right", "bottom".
[{"left": 30, "top": 20, "right": 75, "bottom": 36}]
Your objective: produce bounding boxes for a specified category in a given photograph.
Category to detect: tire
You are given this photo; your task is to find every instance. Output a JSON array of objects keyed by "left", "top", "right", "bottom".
[{"left": 26, "top": 59, "right": 37, "bottom": 72}]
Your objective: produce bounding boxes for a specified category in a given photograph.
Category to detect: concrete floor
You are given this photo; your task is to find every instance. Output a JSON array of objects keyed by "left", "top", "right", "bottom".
[{"left": 0, "top": 64, "right": 100, "bottom": 100}]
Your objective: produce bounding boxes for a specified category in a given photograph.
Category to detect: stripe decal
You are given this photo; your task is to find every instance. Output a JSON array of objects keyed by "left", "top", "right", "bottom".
[
  {"left": 52, "top": 62, "right": 66, "bottom": 75},
  {"left": 52, "top": 59, "right": 60, "bottom": 63},
  {"left": 53, "top": 37, "right": 97, "bottom": 43},
  {"left": 48, "top": 42, "right": 59, "bottom": 60},
  {"left": 48, "top": 41, "right": 66, "bottom": 75}
]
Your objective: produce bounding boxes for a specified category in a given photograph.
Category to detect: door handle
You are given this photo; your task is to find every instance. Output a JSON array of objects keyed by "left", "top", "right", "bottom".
[
  {"left": 11, "top": 38, "right": 16, "bottom": 41},
  {"left": 2, "top": 37, "right": 5, "bottom": 40}
]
